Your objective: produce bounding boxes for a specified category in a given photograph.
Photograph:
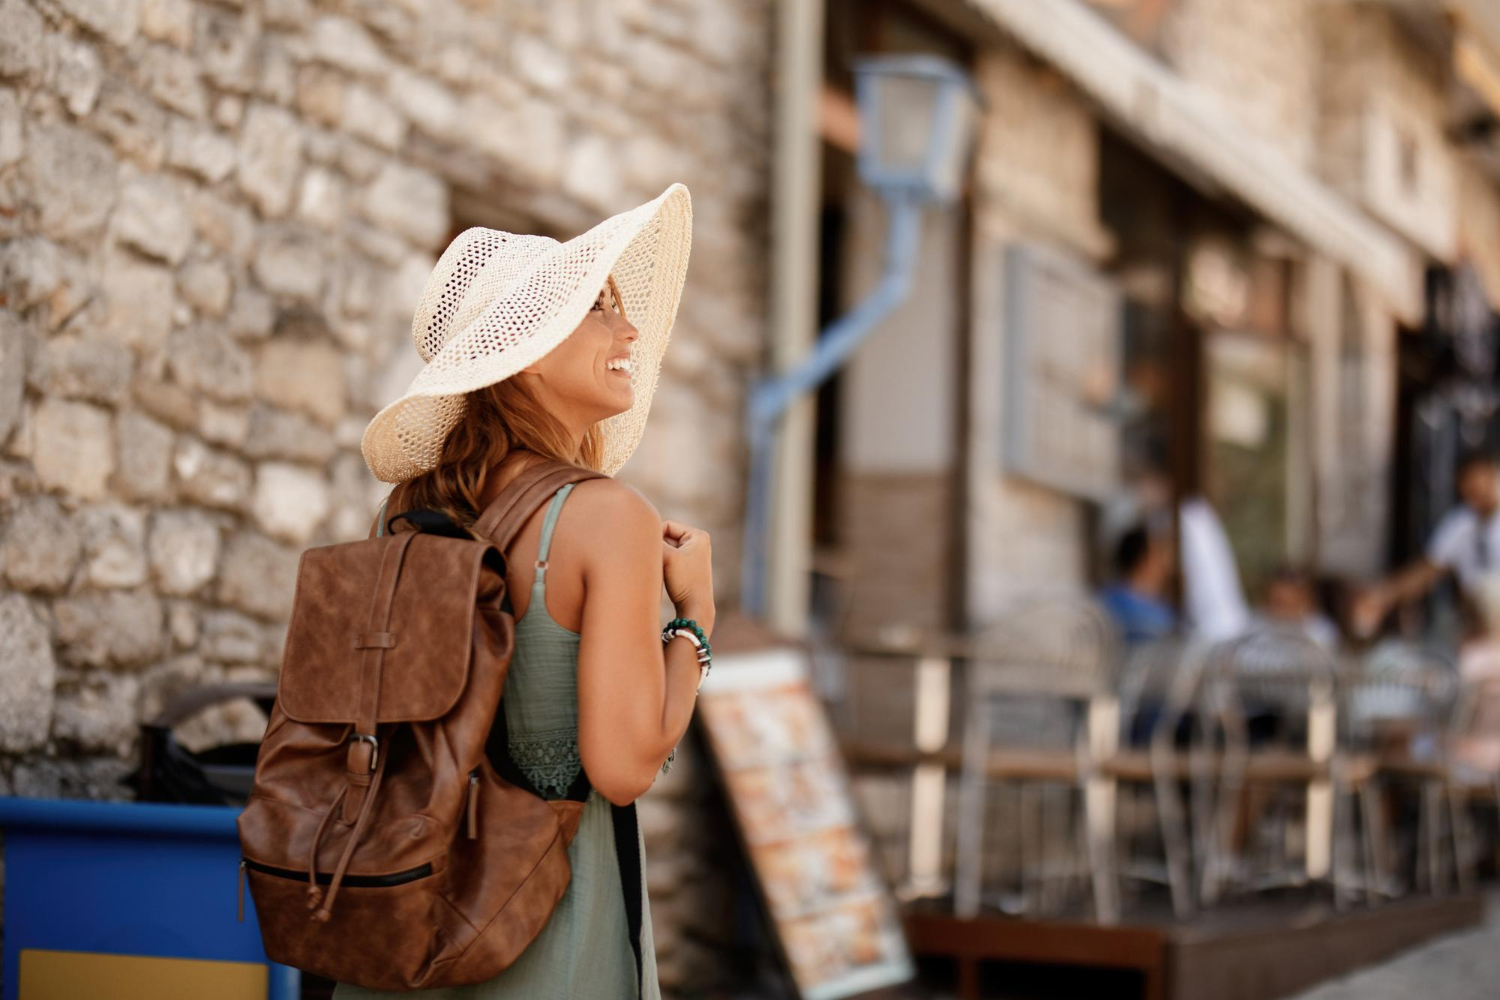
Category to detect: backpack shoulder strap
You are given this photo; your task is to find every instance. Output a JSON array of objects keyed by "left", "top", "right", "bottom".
[{"left": 471, "top": 458, "right": 607, "bottom": 551}]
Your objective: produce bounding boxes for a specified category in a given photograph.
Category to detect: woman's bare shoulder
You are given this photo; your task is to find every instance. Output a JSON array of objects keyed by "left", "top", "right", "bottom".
[{"left": 565, "top": 478, "right": 661, "bottom": 546}]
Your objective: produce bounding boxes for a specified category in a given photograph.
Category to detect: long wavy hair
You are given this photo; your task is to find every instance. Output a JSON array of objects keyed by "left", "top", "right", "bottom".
[{"left": 382, "top": 376, "right": 606, "bottom": 532}]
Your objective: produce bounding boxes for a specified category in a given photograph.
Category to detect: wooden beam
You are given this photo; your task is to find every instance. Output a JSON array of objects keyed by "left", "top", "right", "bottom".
[{"left": 964, "top": 0, "right": 1424, "bottom": 324}]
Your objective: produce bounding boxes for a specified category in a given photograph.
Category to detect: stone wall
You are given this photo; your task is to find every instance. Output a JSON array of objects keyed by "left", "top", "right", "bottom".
[
  {"left": 1316, "top": 3, "right": 1457, "bottom": 260},
  {"left": 0, "top": 0, "right": 771, "bottom": 991},
  {"left": 964, "top": 44, "right": 1104, "bottom": 623},
  {"left": 1158, "top": 0, "right": 1322, "bottom": 171}
]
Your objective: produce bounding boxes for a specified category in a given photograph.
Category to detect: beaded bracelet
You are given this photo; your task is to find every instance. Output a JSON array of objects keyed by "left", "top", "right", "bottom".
[
  {"left": 661, "top": 618, "right": 712, "bottom": 692},
  {"left": 660, "top": 618, "right": 711, "bottom": 776}
]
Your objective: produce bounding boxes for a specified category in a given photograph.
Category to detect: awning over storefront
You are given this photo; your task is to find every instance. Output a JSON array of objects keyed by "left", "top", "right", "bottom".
[{"left": 962, "top": 0, "right": 1425, "bottom": 324}]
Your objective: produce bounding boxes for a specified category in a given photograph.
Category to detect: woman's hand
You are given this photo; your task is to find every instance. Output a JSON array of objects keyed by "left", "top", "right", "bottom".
[{"left": 662, "top": 519, "right": 714, "bottom": 634}]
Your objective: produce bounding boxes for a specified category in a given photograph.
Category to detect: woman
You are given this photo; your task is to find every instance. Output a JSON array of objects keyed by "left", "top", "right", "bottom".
[{"left": 340, "top": 184, "right": 706, "bottom": 999}]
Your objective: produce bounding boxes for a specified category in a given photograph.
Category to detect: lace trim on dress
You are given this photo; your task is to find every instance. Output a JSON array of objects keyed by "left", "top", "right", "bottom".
[{"left": 509, "top": 727, "right": 582, "bottom": 798}]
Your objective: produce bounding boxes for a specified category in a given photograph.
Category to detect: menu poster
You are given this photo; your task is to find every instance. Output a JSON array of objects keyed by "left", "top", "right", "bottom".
[{"left": 697, "top": 649, "right": 914, "bottom": 1000}]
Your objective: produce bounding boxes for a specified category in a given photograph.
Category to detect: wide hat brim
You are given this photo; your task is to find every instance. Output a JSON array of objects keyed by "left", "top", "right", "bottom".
[{"left": 360, "top": 183, "right": 693, "bottom": 483}]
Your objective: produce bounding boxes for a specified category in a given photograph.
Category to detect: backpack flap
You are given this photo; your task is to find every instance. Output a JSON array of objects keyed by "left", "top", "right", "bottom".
[{"left": 276, "top": 532, "right": 505, "bottom": 724}]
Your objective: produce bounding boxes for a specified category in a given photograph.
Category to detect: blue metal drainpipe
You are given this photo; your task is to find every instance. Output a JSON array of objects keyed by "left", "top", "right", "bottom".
[{"left": 742, "top": 191, "right": 925, "bottom": 618}]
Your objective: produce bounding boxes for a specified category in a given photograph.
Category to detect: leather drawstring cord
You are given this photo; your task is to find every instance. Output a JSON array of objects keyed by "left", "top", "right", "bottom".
[
  {"left": 305, "top": 784, "right": 350, "bottom": 911},
  {"left": 311, "top": 750, "right": 388, "bottom": 924}
]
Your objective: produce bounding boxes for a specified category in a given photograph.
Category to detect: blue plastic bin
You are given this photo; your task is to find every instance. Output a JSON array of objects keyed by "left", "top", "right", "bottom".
[{"left": 0, "top": 795, "right": 298, "bottom": 1000}]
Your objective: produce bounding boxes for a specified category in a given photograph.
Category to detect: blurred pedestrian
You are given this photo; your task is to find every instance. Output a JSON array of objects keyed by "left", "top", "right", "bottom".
[{"left": 1354, "top": 450, "right": 1500, "bottom": 637}]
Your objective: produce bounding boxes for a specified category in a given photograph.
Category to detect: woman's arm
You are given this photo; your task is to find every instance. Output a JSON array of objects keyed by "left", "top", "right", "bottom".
[{"left": 574, "top": 482, "right": 713, "bottom": 805}]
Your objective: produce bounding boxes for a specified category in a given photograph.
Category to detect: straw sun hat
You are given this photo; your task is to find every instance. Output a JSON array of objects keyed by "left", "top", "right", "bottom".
[{"left": 360, "top": 183, "right": 693, "bottom": 483}]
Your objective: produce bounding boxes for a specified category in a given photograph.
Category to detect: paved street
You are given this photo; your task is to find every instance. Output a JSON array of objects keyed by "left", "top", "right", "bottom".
[{"left": 1288, "top": 896, "right": 1500, "bottom": 1000}]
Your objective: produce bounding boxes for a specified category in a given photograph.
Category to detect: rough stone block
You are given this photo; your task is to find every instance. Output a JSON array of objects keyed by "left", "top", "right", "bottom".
[
  {"left": 200, "top": 608, "right": 264, "bottom": 663},
  {"left": 1, "top": 238, "right": 60, "bottom": 311},
  {"left": 0, "top": 87, "right": 19, "bottom": 166},
  {"left": 253, "top": 336, "right": 346, "bottom": 426},
  {"left": 165, "top": 598, "right": 198, "bottom": 648},
  {"left": 33, "top": 333, "right": 133, "bottom": 404},
  {"left": 148, "top": 507, "right": 221, "bottom": 595},
  {"left": 251, "top": 226, "right": 324, "bottom": 301},
  {"left": 0, "top": 308, "right": 24, "bottom": 445},
  {"left": 213, "top": 92, "right": 243, "bottom": 129},
  {"left": 0, "top": 593, "right": 57, "bottom": 752},
  {"left": 294, "top": 166, "right": 346, "bottom": 231},
  {"left": 468, "top": 93, "right": 563, "bottom": 187},
  {"left": 244, "top": 404, "right": 336, "bottom": 463},
  {"left": 250, "top": 461, "right": 331, "bottom": 543},
  {"left": 342, "top": 84, "right": 406, "bottom": 151},
  {"left": 257, "top": 35, "right": 295, "bottom": 106},
  {"left": 0, "top": 0, "right": 46, "bottom": 80},
  {"left": 113, "top": 173, "right": 194, "bottom": 265},
  {"left": 563, "top": 133, "right": 623, "bottom": 211},
  {"left": 218, "top": 529, "right": 299, "bottom": 621},
  {"left": 225, "top": 283, "right": 274, "bottom": 340},
  {"left": 178, "top": 257, "right": 233, "bottom": 316},
  {"left": 52, "top": 672, "right": 142, "bottom": 755},
  {"left": 48, "top": 35, "right": 103, "bottom": 116},
  {"left": 138, "top": 41, "right": 206, "bottom": 117},
  {"left": 197, "top": 5, "right": 257, "bottom": 92},
  {"left": 50, "top": 0, "right": 140, "bottom": 47},
  {"left": 129, "top": 370, "right": 198, "bottom": 431},
  {"left": 385, "top": 68, "right": 458, "bottom": 140},
  {"left": 362, "top": 162, "right": 447, "bottom": 246},
  {"left": 113, "top": 409, "right": 175, "bottom": 501},
  {"left": 165, "top": 117, "right": 235, "bottom": 181},
  {"left": 294, "top": 64, "right": 344, "bottom": 126},
  {"left": 92, "top": 78, "right": 168, "bottom": 169},
  {"left": 164, "top": 323, "right": 253, "bottom": 403},
  {"left": 262, "top": 0, "right": 309, "bottom": 30},
  {"left": 2, "top": 492, "right": 81, "bottom": 592},
  {"left": 53, "top": 588, "right": 165, "bottom": 669},
  {"left": 33, "top": 397, "right": 114, "bottom": 499},
  {"left": 513, "top": 34, "right": 571, "bottom": 93},
  {"left": 173, "top": 436, "right": 250, "bottom": 510},
  {"left": 102, "top": 249, "right": 175, "bottom": 354},
  {"left": 198, "top": 400, "right": 249, "bottom": 448},
  {"left": 310, "top": 15, "right": 387, "bottom": 76},
  {"left": 188, "top": 188, "right": 256, "bottom": 265},
  {"left": 237, "top": 102, "right": 303, "bottom": 217},
  {"left": 140, "top": 0, "right": 192, "bottom": 49},
  {"left": 79, "top": 503, "right": 149, "bottom": 588},
  {"left": 22, "top": 121, "right": 116, "bottom": 241}
]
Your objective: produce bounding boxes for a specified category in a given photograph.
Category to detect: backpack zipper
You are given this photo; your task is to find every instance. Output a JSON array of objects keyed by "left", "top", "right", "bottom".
[{"left": 241, "top": 856, "right": 434, "bottom": 888}]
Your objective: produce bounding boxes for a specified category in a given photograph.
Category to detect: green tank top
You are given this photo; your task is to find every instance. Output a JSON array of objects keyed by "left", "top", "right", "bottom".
[{"left": 340, "top": 484, "right": 660, "bottom": 999}]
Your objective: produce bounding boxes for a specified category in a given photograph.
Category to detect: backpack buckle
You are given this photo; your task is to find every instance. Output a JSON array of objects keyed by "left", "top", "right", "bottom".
[{"left": 348, "top": 732, "right": 379, "bottom": 773}]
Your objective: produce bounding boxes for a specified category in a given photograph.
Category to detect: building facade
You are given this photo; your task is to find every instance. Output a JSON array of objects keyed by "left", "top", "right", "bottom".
[{"left": 0, "top": 0, "right": 770, "bottom": 990}]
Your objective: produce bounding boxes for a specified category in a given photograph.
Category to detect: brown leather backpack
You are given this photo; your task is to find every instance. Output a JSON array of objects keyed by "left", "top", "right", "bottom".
[{"left": 237, "top": 458, "right": 604, "bottom": 991}]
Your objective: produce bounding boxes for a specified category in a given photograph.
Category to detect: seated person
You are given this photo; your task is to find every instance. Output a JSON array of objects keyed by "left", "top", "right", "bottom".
[
  {"left": 1252, "top": 566, "right": 1340, "bottom": 649},
  {"left": 1098, "top": 523, "right": 1177, "bottom": 647}
]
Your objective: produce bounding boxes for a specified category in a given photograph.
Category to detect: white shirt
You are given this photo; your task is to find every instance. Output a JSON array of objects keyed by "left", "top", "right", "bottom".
[
  {"left": 1425, "top": 505, "right": 1500, "bottom": 593},
  {"left": 1179, "top": 496, "right": 1250, "bottom": 640}
]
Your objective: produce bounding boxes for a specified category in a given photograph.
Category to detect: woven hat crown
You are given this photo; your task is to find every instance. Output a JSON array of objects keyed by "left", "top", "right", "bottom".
[
  {"left": 413, "top": 233, "right": 561, "bottom": 363},
  {"left": 360, "top": 184, "right": 692, "bottom": 483}
]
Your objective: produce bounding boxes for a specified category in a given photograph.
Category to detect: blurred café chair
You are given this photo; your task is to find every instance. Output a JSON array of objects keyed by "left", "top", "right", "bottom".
[
  {"left": 1196, "top": 627, "right": 1370, "bottom": 908},
  {"left": 952, "top": 597, "right": 1123, "bottom": 923},
  {"left": 1345, "top": 642, "right": 1463, "bottom": 898},
  {"left": 1102, "top": 636, "right": 1210, "bottom": 919}
]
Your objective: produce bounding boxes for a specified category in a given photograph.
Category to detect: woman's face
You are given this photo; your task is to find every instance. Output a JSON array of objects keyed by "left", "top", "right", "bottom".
[{"left": 522, "top": 279, "right": 638, "bottom": 426}]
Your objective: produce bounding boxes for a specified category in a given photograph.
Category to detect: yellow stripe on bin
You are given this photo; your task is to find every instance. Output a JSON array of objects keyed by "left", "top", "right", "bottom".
[{"left": 20, "top": 948, "right": 267, "bottom": 1000}]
